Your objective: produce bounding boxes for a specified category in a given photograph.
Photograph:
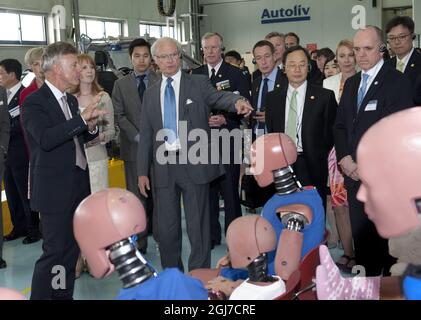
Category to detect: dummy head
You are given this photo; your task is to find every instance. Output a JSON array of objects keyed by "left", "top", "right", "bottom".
[
  {"left": 250, "top": 133, "right": 297, "bottom": 187},
  {"left": 357, "top": 107, "right": 421, "bottom": 238},
  {"left": 73, "top": 188, "right": 147, "bottom": 278},
  {"left": 0, "top": 288, "right": 26, "bottom": 300},
  {"left": 226, "top": 215, "right": 276, "bottom": 269}
]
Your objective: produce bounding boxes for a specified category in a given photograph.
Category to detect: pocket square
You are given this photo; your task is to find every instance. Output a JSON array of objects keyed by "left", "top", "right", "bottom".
[{"left": 186, "top": 99, "right": 193, "bottom": 105}]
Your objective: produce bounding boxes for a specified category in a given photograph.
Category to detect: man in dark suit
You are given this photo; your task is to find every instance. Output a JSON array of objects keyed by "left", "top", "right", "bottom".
[
  {"left": 113, "top": 38, "right": 159, "bottom": 253},
  {"left": 0, "top": 59, "right": 41, "bottom": 245},
  {"left": 334, "top": 26, "right": 414, "bottom": 276},
  {"left": 0, "top": 86, "right": 10, "bottom": 269},
  {"left": 385, "top": 16, "right": 421, "bottom": 79},
  {"left": 385, "top": 16, "right": 421, "bottom": 100},
  {"left": 137, "top": 37, "right": 252, "bottom": 272},
  {"left": 252, "top": 32, "right": 286, "bottom": 81},
  {"left": 265, "top": 46, "right": 337, "bottom": 208},
  {"left": 251, "top": 40, "right": 288, "bottom": 139},
  {"left": 23, "top": 42, "right": 106, "bottom": 299},
  {"left": 192, "top": 32, "right": 250, "bottom": 249}
]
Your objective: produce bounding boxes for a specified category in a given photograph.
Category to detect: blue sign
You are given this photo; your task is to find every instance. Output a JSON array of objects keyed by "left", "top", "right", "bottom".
[{"left": 261, "top": 5, "right": 311, "bottom": 24}]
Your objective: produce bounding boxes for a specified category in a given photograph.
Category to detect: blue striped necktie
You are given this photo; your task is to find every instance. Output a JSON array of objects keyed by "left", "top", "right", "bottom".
[
  {"left": 357, "top": 73, "right": 369, "bottom": 112},
  {"left": 163, "top": 77, "right": 177, "bottom": 143}
]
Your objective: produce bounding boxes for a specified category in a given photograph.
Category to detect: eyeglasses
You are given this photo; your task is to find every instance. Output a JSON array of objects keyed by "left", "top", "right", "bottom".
[
  {"left": 154, "top": 52, "right": 180, "bottom": 61},
  {"left": 387, "top": 33, "right": 412, "bottom": 43},
  {"left": 285, "top": 63, "right": 307, "bottom": 70}
]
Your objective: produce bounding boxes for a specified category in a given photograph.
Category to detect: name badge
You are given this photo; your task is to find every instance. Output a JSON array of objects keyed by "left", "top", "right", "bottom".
[
  {"left": 9, "top": 105, "right": 20, "bottom": 118},
  {"left": 365, "top": 100, "right": 377, "bottom": 112},
  {"left": 216, "top": 79, "right": 230, "bottom": 91}
]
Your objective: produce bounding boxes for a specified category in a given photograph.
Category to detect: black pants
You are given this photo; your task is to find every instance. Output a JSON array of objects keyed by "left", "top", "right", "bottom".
[
  {"left": 209, "top": 163, "right": 242, "bottom": 243},
  {"left": 346, "top": 179, "right": 396, "bottom": 276},
  {"left": 4, "top": 162, "right": 39, "bottom": 236},
  {"left": 30, "top": 168, "right": 90, "bottom": 300}
]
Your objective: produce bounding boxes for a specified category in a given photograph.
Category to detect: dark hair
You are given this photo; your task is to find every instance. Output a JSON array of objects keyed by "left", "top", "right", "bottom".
[
  {"left": 285, "top": 32, "right": 300, "bottom": 45},
  {"left": 323, "top": 56, "right": 338, "bottom": 72},
  {"left": 385, "top": 16, "right": 415, "bottom": 34},
  {"left": 310, "top": 49, "right": 319, "bottom": 56},
  {"left": 0, "top": 59, "right": 22, "bottom": 80},
  {"left": 317, "top": 47, "right": 335, "bottom": 61},
  {"left": 129, "top": 38, "right": 151, "bottom": 57},
  {"left": 253, "top": 40, "right": 275, "bottom": 55},
  {"left": 225, "top": 50, "right": 242, "bottom": 61},
  {"left": 282, "top": 45, "right": 311, "bottom": 66}
]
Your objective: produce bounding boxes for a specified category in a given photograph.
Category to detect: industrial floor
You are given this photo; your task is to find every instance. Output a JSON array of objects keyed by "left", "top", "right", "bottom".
[{"left": 0, "top": 208, "right": 343, "bottom": 300}]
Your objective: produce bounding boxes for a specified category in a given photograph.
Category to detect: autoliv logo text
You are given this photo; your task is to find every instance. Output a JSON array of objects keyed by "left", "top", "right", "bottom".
[{"left": 261, "top": 4, "right": 310, "bottom": 24}]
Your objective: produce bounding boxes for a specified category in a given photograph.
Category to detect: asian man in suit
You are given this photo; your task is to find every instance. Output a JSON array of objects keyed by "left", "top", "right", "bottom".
[
  {"left": 112, "top": 38, "right": 159, "bottom": 253},
  {"left": 265, "top": 46, "right": 337, "bottom": 209}
]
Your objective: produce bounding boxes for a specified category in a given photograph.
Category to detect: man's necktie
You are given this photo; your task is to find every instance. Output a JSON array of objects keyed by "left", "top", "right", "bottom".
[
  {"left": 137, "top": 74, "right": 146, "bottom": 102},
  {"left": 6, "top": 89, "right": 11, "bottom": 101},
  {"left": 61, "top": 96, "right": 87, "bottom": 170},
  {"left": 286, "top": 90, "right": 298, "bottom": 144},
  {"left": 397, "top": 60, "right": 405, "bottom": 73},
  {"left": 210, "top": 68, "right": 217, "bottom": 86},
  {"left": 163, "top": 78, "right": 177, "bottom": 144},
  {"left": 258, "top": 78, "right": 269, "bottom": 130},
  {"left": 357, "top": 73, "right": 370, "bottom": 112}
]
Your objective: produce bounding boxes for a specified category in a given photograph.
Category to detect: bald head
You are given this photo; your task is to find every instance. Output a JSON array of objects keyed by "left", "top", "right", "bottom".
[{"left": 353, "top": 26, "right": 384, "bottom": 71}]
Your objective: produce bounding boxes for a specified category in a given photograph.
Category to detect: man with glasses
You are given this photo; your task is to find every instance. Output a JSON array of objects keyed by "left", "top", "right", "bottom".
[
  {"left": 137, "top": 37, "right": 252, "bottom": 272},
  {"left": 265, "top": 45, "right": 337, "bottom": 209},
  {"left": 385, "top": 16, "right": 421, "bottom": 104},
  {"left": 334, "top": 26, "right": 414, "bottom": 277}
]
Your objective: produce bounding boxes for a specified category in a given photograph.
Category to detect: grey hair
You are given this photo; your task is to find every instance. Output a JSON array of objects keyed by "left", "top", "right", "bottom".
[
  {"left": 42, "top": 41, "right": 77, "bottom": 72},
  {"left": 24, "top": 47, "right": 44, "bottom": 68},
  {"left": 151, "top": 37, "right": 183, "bottom": 57},
  {"left": 201, "top": 32, "right": 224, "bottom": 45}
]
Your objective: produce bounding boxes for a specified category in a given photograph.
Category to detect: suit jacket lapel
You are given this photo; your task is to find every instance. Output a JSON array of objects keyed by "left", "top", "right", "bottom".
[
  {"left": 357, "top": 65, "right": 387, "bottom": 118},
  {"left": 179, "top": 73, "right": 188, "bottom": 121},
  {"left": 277, "top": 86, "right": 288, "bottom": 132}
]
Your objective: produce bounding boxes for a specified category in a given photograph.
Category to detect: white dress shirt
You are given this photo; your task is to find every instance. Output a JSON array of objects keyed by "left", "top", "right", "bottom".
[
  {"left": 207, "top": 59, "right": 223, "bottom": 77},
  {"left": 45, "top": 80, "right": 73, "bottom": 117},
  {"left": 396, "top": 47, "right": 414, "bottom": 72},
  {"left": 160, "top": 69, "right": 182, "bottom": 151},
  {"left": 285, "top": 81, "right": 307, "bottom": 152}
]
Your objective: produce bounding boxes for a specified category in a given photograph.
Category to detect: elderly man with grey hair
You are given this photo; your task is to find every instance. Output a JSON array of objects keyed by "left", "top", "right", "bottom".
[
  {"left": 137, "top": 37, "right": 253, "bottom": 272},
  {"left": 23, "top": 41, "right": 106, "bottom": 300}
]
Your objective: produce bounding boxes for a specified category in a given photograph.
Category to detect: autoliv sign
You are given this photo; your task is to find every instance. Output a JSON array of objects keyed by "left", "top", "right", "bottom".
[{"left": 261, "top": 4, "right": 311, "bottom": 24}]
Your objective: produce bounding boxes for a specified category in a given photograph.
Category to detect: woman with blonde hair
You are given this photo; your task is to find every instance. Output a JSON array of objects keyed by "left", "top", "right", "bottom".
[
  {"left": 323, "top": 39, "right": 356, "bottom": 273},
  {"left": 72, "top": 54, "right": 115, "bottom": 277}
]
